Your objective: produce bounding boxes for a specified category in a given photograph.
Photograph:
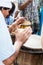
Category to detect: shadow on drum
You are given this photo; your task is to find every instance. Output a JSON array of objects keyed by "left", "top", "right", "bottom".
[
  {"left": 21, "top": 34, "right": 43, "bottom": 54},
  {"left": 21, "top": 46, "right": 43, "bottom": 54}
]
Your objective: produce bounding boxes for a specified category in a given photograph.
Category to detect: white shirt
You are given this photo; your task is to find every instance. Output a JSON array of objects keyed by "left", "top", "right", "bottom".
[
  {"left": 0, "top": 11, "right": 15, "bottom": 61},
  {"left": 0, "top": 61, "right": 5, "bottom": 65}
]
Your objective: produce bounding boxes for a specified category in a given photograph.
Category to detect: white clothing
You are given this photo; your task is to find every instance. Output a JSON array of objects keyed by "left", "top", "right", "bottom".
[
  {"left": 0, "top": 0, "right": 12, "bottom": 9},
  {"left": 0, "top": 61, "right": 5, "bottom": 65},
  {"left": 0, "top": 11, "right": 15, "bottom": 61}
]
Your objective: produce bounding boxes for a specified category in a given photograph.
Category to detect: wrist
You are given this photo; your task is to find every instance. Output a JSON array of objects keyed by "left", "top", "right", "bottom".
[
  {"left": 14, "top": 41, "right": 23, "bottom": 52},
  {"left": 15, "top": 40, "right": 23, "bottom": 46}
]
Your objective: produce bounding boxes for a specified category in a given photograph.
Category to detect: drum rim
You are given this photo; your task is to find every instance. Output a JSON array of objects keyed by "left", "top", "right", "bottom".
[
  {"left": 21, "top": 46, "right": 43, "bottom": 54},
  {"left": 23, "top": 34, "right": 42, "bottom": 49},
  {"left": 23, "top": 45, "right": 42, "bottom": 49}
]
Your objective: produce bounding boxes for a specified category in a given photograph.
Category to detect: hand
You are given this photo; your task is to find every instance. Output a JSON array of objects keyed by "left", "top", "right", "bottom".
[
  {"left": 9, "top": 17, "right": 26, "bottom": 33},
  {"left": 15, "top": 27, "right": 32, "bottom": 44},
  {"left": 15, "top": 17, "right": 25, "bottom": 25}
]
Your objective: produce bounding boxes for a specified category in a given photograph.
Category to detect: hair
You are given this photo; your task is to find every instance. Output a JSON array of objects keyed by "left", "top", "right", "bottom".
[
  {"left": 9, "top": 2, "right": 15, "bottom": 15},
  {"left": 0, "top": 7, "right": 2, "bottom": 10},
  {"left": 0, "top": 7, "right": 10, "bottom": 10}
]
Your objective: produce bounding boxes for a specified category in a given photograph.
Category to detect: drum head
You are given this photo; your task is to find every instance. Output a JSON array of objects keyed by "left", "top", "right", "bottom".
[{"left": 23, "top": 34, "right": 42, "bottom": 49}]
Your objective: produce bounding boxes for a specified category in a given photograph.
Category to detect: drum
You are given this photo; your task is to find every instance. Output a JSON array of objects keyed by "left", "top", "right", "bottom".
[
  {"left": 20, "top": 20, "right": 32, "bottom": 29},
  {"left": 11, "top": 31, "right": 43, "bottom": 65},
  {"left": 11, "top": 29, "right": 43, "bottom": 53},
  {"left": 17, "top": 35, "right": 43, "bottom": 65},
  {"left": 21, "top": 34, "right": 43, "bottom": 54},
  {"left": 17, "top": 51, "right": 43, "bottom": 65}
]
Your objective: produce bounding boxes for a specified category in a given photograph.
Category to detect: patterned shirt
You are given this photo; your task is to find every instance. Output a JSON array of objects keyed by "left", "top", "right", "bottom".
[{"left": 18, "top": 0, "right": 39, "bottom": 24}]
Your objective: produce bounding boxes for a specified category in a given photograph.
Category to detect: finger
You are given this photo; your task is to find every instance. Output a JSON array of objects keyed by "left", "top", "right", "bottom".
[
  {"left": 22, "top": 27, "right": 32, "bottom": 34},
  {"left": 23, "top": 33, "right": 31, "bottom": 43},
  {"left": 14, "top": 28, "right": 19, "bottom": 34},
  {"left": 22, "top": 27, "right": 32, "bottom": 40}
]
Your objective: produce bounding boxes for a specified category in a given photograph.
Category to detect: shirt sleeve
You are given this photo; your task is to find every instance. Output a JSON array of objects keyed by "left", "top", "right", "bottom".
[
  {"left": 0, "top": 61, "right": 5, "bottom": 65},
  {"left": 0, "top": 11, "right": 15, "bottom": 61}
]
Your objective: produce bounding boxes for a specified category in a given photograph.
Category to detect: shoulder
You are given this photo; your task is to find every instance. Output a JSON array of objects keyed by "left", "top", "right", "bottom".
[{"left": 0, "top": 11, "right": 5, "bottom": 23}]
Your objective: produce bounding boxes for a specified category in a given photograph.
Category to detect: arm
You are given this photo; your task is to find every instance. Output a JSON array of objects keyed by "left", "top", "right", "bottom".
[
  {"left": 3, "top": 27, "right": 32, "bottom": 65},
  {"left": 8, "top": 17, "right": 25, "bottom": 33},
  {"left": 41, "top": 25, "right": 43, "bottom": 50},
  {"left": 18, "top": 0, "right": 32, "bottom": 10},
  {"left": 14, "top": 10, "right": 19, "bottom": 18},
  {"left": 3, "top": 41, "right": 23, "bottom": 65}
]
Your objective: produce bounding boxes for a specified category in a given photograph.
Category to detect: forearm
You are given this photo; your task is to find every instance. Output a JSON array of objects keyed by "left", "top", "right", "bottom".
[
  {"left": 19, "top": 0, "right": 32, "bottom": 10},
  {"left": 14, "top": 11, "right": 19, "bottom": 18},
  {"left": 3, "top": 52, "right": 19, "bottom": 65},
  {"left": 3, "top": 41, "right": 23, "bottom": 65}
]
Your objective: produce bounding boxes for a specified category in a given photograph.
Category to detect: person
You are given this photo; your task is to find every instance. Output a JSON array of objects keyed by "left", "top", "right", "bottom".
[
  {"left": 6, "top": 2, "right": 15, "bottom": 25},
  {"left": 17, "top": 0, "right": 39, "bottom": 22},
  {"left": 0, "top": 0, "right": 32, "bottom": 65},
  {"left": 40, "top": 6, "right": 43, "bottom": 49},
  {"left": 17, "top": 0, "right": 32, "bottom": 21},
  {"left": 41, "top": 24, "right": 43, "bottom": 50},
  {"left": 17, "top": 0, "right": 40, "bottom": 34},
  {"left": 6, "top": 2, "right": 20, "bottom": 25}
]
